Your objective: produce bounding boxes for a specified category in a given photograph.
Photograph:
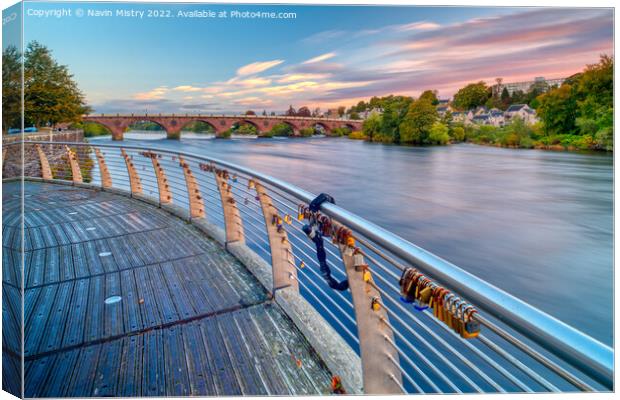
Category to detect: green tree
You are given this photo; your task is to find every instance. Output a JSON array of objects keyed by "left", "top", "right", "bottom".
[
  {"left": 419, "top": 90, "right": 439, "bottom": 105},
  {"left": 451, "top": 126, "right": 465, "bottom": 142},
  {"left": 399, "top": 98, "right": 437, "bottom": 144},
  {"left": 270, "top": 122, "right": 293, "bottom": 136},
  {"left": 453, "top": 81, "right": 489, "bottom": 110},
  {"left": 2, "top": 45, "right": 21, "bottom": 131},
  {"left": 234, "top": 123, "right": 258, "bottom": 135},
  {"left": 428, "top": 122, "right": 450, "bottom": 145},
  {"left": 23, "top": 41, "right": 90, "bottom": 127},
  {"left": 362, "top": 111, "right": 382, "bottom": 141},
  {"left": 536, "top": 84, "right": 579, "bottom": 135},
  {"left": 348, "top": 111, "right": 360, "bottom": 120}
]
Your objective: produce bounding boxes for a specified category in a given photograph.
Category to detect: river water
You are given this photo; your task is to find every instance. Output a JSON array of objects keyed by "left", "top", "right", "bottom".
[{"left": 93, "top": 132, "right": 614, "bottom": 345}]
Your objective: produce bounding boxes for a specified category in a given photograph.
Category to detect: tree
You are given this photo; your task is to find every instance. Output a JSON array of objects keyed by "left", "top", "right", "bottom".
[
  {"left": 398, "top": 98, "right": 438, "bottom": 144},
  {"left": 262, "top": 110, "right": 267, "bottom": 116},
  {"left": 428, "top": 122, "right": 450, "bottom": 145},
  {"left": 419, "top": 90, "right": 439, "bottom": 105},
  {"left": 23, "top": 41, "right": 91, "bottom": 127},
  {"left": 245, "top": 110, "right": 256, "bottom": 115},
  {"left": 348, "top": 111, "right": 360, "bottom": 120},
  {"left": 297, "top": 106, "right": 312, "bottom": 117},
  {"left": 337, "top": 106, "right": 346, "bottom": 117},
  {"left": 500, "top": 87, "right": 511, "bottom": 109},
  {"left": 452, "top": 81, "right": 489, "bottom": 110},
  {"left": 270, "top": 123, "right": 293, "bottom": 136},
  {"left": 234, "top": 123, "right": 258, "bottom": 135},
  {"left": 451, "top": 126, "right": 465, "bottom": 142},
  {"left": 312, "top": 107, "right": 321, "bottom": 117},
  {"left": 536, "top": 84, "right": 579, "bottom": 136},
  {"left": 2, "top": 45, "right": 21, "bottom": 131},
  {"left": 362, "top": 111, "right": 382, "bottom": 141},
  {"left": 284, "top": 105, "right": 297, "bottom": 116}
]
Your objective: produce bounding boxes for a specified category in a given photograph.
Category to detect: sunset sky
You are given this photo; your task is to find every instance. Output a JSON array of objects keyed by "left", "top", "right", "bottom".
[{"left": 19, "top": 3, "right": 614, "bottom": 114}]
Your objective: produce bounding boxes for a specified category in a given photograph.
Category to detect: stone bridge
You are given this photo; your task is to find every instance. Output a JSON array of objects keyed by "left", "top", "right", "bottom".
[{"left": 82, "top": 114, "right": 363, "bottom": 140}]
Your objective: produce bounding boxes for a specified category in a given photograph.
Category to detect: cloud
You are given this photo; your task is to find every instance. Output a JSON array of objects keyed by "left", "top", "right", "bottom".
[
  {"left": 132, "top": 86, "right": 168, "bottom": 100},
  {"left": 226, "top": 77, "right": 272, "bottom": 87},
  {"left": 303, "top": 52, "right": 336, "bottom": 64},
  {"left": 236, "top": 60, "right": 284, "bottom": 76},
  {"left": 173, "top": 85, "right": 203, "bottom": 92},
  {"left": 398, "top": 21, "right": 441, "bottom": 31}
]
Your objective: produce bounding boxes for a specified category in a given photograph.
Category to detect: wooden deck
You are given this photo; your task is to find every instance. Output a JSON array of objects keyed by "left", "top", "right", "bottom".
[{"left": 2, "top": 181, "right": 333, "bottom": 397}]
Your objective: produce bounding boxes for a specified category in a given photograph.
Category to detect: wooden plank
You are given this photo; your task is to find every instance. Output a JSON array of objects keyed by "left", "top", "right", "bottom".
[
  {"left": 39, "top": 349, "right": 80, "bottom": 397},
  {"left": 25, "top": 355, "right": 57, "bottom": 397},
  {"left": 38, "top": 281, "right": 74, "bottom": 353},
  {"left": 120, "top": 269, "right": 143, "bottom": 332},
  {"left": 84, "top": 275, "right": 105, "bottom": 342},
  {"left": 44, "top": 247, "right": 60, "bottom": 285},
  {"left": 148, "top": 264, "right": 179, "bottom": 324},
  {"left": 163, "top": 326, "right": 191, "bottom": 396},
  {"left": 134, "top": 266, "right": 162, "bottom": 328},
  {"left": 71, "top": 243, "right": 91, "bottom": 279},
  {"left": 24, "top": 285, "right": 58, "bottom": 357},
  {"left": 119, "top": 334, "right": 144, "bottom": 397},
  {"left": 66, "top": 344, "right": 101, "bottom": 397},
  {"left": 61, "top": 278, "right": 89, "bottom": 348},
  {"left": 160, "top": 261, "right": 196, "bottom": 319},
  {"left": 104, "top": 272, "right": 124, "bottom": 337},
  {"left": 142, "top": 330, "right": 166, "bottom": 396},
  {"left": 92, "top": 339, "right": 123, "bottom": 396},
  {"left": 200, "top": 318, "right": 243, "bottom": 395},
  {"left": 181, "top": 323, "right": 217, "bottom": 395},
  {"left": 58, "top": 244, "right": 75, "bottom": 282}
]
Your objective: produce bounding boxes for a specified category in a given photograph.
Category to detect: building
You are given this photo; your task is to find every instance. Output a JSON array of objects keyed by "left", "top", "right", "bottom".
[
  {"left": 492, "top": 76, "right": 566, "bottom": 96},
  {"left": 504, "top": 104, "right": 538, "bottom": 124}
]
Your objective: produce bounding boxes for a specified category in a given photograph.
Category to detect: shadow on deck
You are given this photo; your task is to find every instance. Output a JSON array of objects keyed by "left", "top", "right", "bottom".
[{"left": 2, "top": 181, "right": 333, "bottom": 397}]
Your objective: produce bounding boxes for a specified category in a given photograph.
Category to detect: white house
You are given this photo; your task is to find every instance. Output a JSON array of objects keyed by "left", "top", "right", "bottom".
[{"left": 504, "top": 104, "right": 538, "bottom": 124}]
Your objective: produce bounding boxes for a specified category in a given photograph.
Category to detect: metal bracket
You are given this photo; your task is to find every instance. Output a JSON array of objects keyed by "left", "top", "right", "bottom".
[
  {"left": 178, "top": 156, "right": 205, "bottom": 218},
  {"left": 35, "top": 144, "right": 52, "bottom": 180},
  {"left": 337, "top": 230, "right": 403, "bottom": 394},
  {"left": 121, "top": 149, "right": 142, "bottom": 195},
  {"left": 254, "top": 180, "right": 298, "bottom": 294},
  {"left": 214, "top": 169, "right": 244, "bottom": 244},
  {"left": 65, "top": 145, "right": 83, "bottom": 183},
  {"left": 94, "top": 148, "right": 112, "bottom": 188}
]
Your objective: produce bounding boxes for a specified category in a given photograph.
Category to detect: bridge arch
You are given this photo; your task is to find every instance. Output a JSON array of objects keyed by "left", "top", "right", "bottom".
[
  {"left": 179, "top": 119, "right": 218, "bottom": 137},
  {"left": 276, "top": 120, "right": 300, "bottom": 136},
  {"left": 313, "top": 122, "right": 331, "bottom": 135},
  {"left": 230, "top": 119, "right": 261, "bottom": 135},
  {"left": 125, "top": 118, "right": 168, "bottom": 140}
]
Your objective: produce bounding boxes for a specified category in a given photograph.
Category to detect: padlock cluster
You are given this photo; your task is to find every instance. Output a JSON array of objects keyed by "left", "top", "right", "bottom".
[
  {"left": 198, "top": 162, "right": 216, "bottom": 172},
  {"left": 399, "top": 267, "right": 480, "bottom": 339},
  {"left": 297, "top": 204, "right": 356, "bottom": 247},
  {"left": 271, "top": 213, "right": 293, "bottom": 234},
  {"left": 139, "top": 151, "right": 161, "bottom": 159}
]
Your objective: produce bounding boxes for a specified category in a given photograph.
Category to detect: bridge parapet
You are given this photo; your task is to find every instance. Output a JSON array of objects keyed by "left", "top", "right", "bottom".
[
  {"left": 8, "top": 140, "right": 613, "bottom": 394},
  {"left": 82, "top": 114, "right": 363, "bottom": 140}
]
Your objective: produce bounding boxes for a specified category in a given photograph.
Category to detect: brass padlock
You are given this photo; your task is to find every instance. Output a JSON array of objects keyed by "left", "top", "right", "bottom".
[
  {"left": 371, "top": 297, "right": 381, "bottom": 312},
  {"left": 462, "top": 307, "right": 481, "bottom": 339}
]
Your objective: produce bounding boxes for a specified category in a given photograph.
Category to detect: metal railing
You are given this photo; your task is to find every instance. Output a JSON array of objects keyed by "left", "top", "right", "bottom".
[{"left": 10, "top": 140, "right": 614, "bottom": 393}]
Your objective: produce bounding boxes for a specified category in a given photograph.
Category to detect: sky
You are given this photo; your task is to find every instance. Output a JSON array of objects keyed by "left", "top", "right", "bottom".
[{"left": 14, "top": 2, "right": 615, "bottom": 114}]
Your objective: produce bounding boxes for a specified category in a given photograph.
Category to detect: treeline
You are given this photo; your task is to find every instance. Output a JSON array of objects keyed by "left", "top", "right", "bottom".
[
  {"left": 2, "top": 42, "right": 90, "bottom": 132},
  {"left": 357, "top": 55, "right": 613, "bottom": 151}
]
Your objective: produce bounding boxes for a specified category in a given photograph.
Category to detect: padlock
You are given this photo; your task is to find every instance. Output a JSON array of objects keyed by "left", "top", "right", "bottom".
[
  {"left": 353, "top": 249, "right": 364, "bottom": 267},
  {"left": 362, "top": 269, "right": 371, "bottom": 283},
  {"left": 277, "top": 224, "right": 283, "bottom": 233},
  {"left": 299, "top": 261, "right": 305, "bottom": 269},
  {"left": 462, "top": 307, "right": 481, "bottom": 339},
  {"left": 399, "top": 268, "right": 416, "bottom": 303},
  {"left": 371, "top": 297, "right": 381, "bottom": 312},
  {"left": 232, "top": 174, "right": 238, "bottom": 182},
  {"left": 414, "top": 285, "right": 432, "bottom": 311},
  {"left": 248, "top": 180, "right": 256, "bottom": 190}
]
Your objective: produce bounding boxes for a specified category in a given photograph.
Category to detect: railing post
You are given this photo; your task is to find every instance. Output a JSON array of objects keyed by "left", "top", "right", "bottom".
[
  {"left": 146, "top": 152, "right": 171, "bottom": 205},
  {"left": 2, "top": 147, "right": 7, "bottom": 169},
  {"left": 93, "top": 148, "right": 112, "bottom": 188},
  {"left": 121, "top": 148, "right": 142, "bottom": 195},
  {"left": 214, "top": 168, "right": 244, "bottom": 244},
  {"left": 336, "top": 226, "right": 403, "bottom": 394},
  {"left": 65, "top": 145, "right": 83, "bottom": 183},
  {"left": 178, "top": 156, "right": 205, "bottom": 219},
  {"left": 35, "top": 144, "right": 52, "bottom": 180},
  {"left": 253, "top": 180, "right": 298, "bottom": 293}
]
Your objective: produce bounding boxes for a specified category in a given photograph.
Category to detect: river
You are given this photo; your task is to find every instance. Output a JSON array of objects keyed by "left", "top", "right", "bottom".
[{"left": 92, "top": 131, "right": 614, "bottom": 346}]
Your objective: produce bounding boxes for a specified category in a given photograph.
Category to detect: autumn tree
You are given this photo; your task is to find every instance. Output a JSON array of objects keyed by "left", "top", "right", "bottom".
[{"left": 452, "top": 81, "right": 489, "bottom": 110}]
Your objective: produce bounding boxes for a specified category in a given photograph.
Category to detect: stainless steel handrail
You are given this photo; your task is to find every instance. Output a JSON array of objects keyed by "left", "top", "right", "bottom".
[{"left": 15, "top": 140, "right": 614, "bottom": 389}]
